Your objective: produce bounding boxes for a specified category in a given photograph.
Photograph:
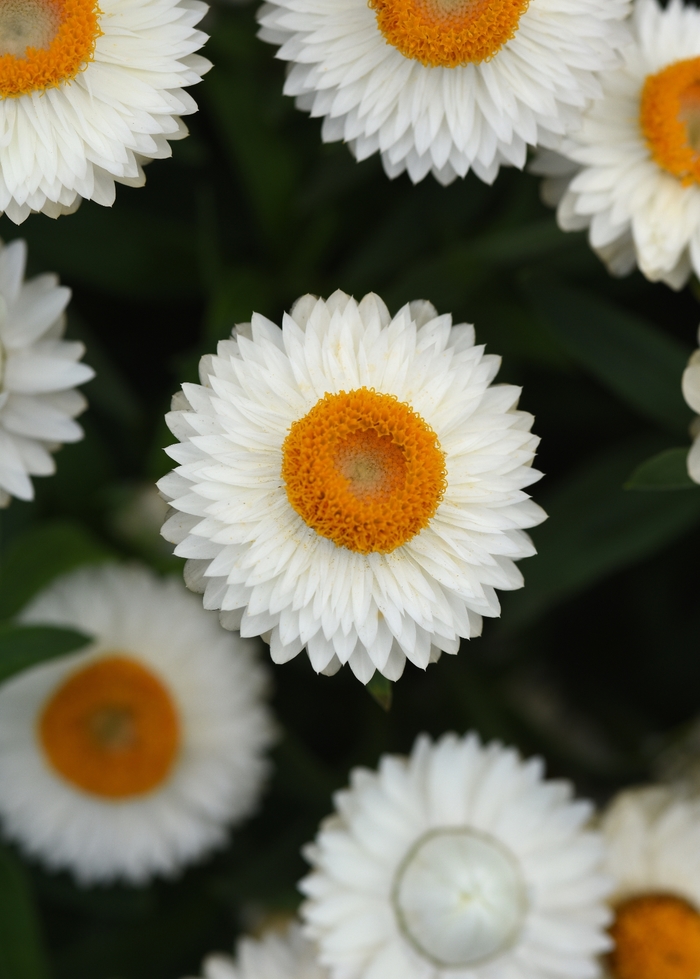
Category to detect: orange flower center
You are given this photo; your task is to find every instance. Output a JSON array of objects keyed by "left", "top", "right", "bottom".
[
  {"left": 281, "top": 387, "right": 446, "bottom": 554},
  {"left": 640, "top": 57, "right": 700, "bottom": 186},
  {"left": 39, "top": 655, "right": 181, "bottom": 799},
  {"left": 0, "top": 0, "right": 101, "bottom": 99},
  {"left": 368, "top": 0, "right": 529, "bottom": 69},
  {"left": 608, "top": 894, "right": 700, "bottom": 979}
]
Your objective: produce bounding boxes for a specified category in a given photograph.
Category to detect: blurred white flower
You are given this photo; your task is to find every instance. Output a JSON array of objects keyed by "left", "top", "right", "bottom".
[
  {"left": 682, "top": 329, "right": 700, "bottom": 484},
  {"left": 186, "top": 923, "right": 328, "bottom": 979},
  {"left": 158, "top": 290, "right": 545, "bottom": 684},
  {"left": 533, "top": 0, "right": 700, "bottom": 290},
  {"left": 0, "top": 238, "right": 93, "bottom": 507},
  {"left": 300, "top": 732, "right": 612, "bottom": 979},
  {"left": 0, "top": 0, "right": 211, "bottom": 223},
  {"left": 257, "top": 0, "right": 631, "bottom": 186},
  {"left": 0, "top": 563, "right": 275, "bottom": 885},
  {"left": 600, "top": 785, "right": 700, "bottom": 979}
]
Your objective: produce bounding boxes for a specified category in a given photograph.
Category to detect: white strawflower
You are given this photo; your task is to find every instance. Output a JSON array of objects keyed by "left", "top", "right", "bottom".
[
  {"left": 600, "top": 785, "right": 700, "bottom": 979},
  {"left": 0, "top": 563, "right": 275, "bottom": 885},
  {"left": 186, "top": 924, "right": 328, "bottom": 979},
  {"left": 682, "top": 328, "right": 700, "bottom": 484},
  {"left": 300, "top": 732, "right": 612, "bottom": 979},
  {"left": 0, "top": 238, "right": 93, "bottom": 507},
  {"left": 533, "top": 0, "right": 700, "bottom": 290},
  {"left": 158, "top": 291, "right": 545, "bottom": 684},
  {"left": 0, "top": 0, "right": 211, "bottom": 223},
  {"left": 257, "top": 0, "right": 631, "bottom": 187}
]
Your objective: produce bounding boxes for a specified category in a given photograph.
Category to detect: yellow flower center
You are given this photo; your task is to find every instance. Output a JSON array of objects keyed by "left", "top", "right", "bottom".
[
  {"left": 0, "top": 0, "right": 102, "bottom": 99},
  {"left": 608, "top": 894, "right": 700, "bottom": 979},
  {"left": 368, "top": 0, "right": 529, "bottom": 69},
  {"left": 281, "top": 387, "right": 446, "bottom": 554},
  {"left": 39, "top": 655, "right": 181, "bottom": 799},
  {"left": 640, "top": 57, "right": 700, "bottom": 186}
]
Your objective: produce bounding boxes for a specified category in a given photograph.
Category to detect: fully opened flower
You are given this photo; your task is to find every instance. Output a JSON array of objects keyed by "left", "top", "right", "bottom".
[
  {"left": 600, "top": 786, "right": 700, "bottom": 979},
  {"left": 257, "top": 0, "right": 630, "bottom": 186},
  {"left": 682, "top": 328, "right": 700, "bottom": 484},
  {"left": 0, "top": 0, "right": 210, "bottom": 222},
  {"left": 534, "top": 0, "right": 700, "bottom": 289},
  {"left": 300, "top": 732, "right": 612, "bottom": 979},
  {"left": 0, "top": 564, "right": 274, "bottom": 884},
  {"left": 186, "top": 924, "right": 328, "bottom": 979},
  {"left": 158, "top": 291, "right": 545, "bottom": 683},
  {"left": 0, "top": 238, "right": 93, "bottom": 507}
]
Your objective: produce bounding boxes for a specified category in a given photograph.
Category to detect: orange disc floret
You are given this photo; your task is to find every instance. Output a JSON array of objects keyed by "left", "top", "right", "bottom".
[
  {"left": 608, "top": 893, "right": 700, "bottom": 979},
  {"left": 368, "top": 0, "right": 529, "bottom": 69},
  {"left": 0, "top": 0, "right": 102, "bottom": 99},
  {"left": 281, "top": 387, "right": 446, "bottom": 554},
  {"left": 39, "top": 655, "right": 180, "bottom": 799},
  {"left": 640, "top": 56, "right": 700, "bottom": 186}
]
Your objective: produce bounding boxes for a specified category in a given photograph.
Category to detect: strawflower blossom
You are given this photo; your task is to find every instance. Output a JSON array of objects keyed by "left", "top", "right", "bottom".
[
  {"left": 159, "top": 291, "right": 545, "bottom": 684},
  {"left": 185, "top": 923, "right": 328, "bottom": 979},
  {"left": 0, "top": 563, "right": 274, "bottom": 884},
  {"left": 682, "top": 328, "right": 700, "bottom": 484}
]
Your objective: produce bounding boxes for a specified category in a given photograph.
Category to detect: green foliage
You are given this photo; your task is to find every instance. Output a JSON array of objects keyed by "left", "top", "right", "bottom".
[
  {"left": 626, "top": 447, "right": 697, "bottom": 490},
  {"left": 0, "top": 846, "right": 50, "bottom": 979},
  {"left": 0, "top": 624, "right": 91, "bottom": 685}
]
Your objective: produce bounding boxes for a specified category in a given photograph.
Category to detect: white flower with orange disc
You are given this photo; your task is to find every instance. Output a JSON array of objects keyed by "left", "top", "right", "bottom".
[
  {"left": 599, "top": 784, "right": 700, "bottom": 979},
  {"left": 682, "top": 327, "right": 700, "bottom": 484},
  {"left": 0, "top": 237, "right": 93, "bottom": 507},
  {"left": 0, "top": 563, "right": 274, "bottom": 884},
  {"left": 256, "top": 0, "right": 630, "bottom": 186},
  {"left": 300, "top": 732, "right": 612, "bottom": 979},
  {"left": 158, "top": 290, "right": 545, "bottom": 684},
  {"left": 185, "top": 923, "right": 328, "bottom": 979},
  {"left": 533, "top": 0, "right": 700, "bottom": 289},
  {"left": 0, "top": 0, "right": 211, "bottom": 223}
]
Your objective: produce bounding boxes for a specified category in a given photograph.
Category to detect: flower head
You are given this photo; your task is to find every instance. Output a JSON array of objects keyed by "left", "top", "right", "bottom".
[
  {"left": 0, "top": 563, "right": 275, "bottom": 884},
  {"left": 257, "top": 0, "right": 630, "bottom": 185},
  {"left": 186, "top": 924, "right": 328, "bottom": 979},
  {"left": 0, "top": 237, "right": 93, "bottom": 507},
  {"left": 158, "top": 291, "right": 545, "bottom": 683},
  {"left": 300, "top": 732, "right": 612, "bottom": 979},
  {"left": 534, "top": 0, "right": 700, "bottom": 289},
  {"left": 0, "top": 0, "right": 211, "bottom": 222},
  {"left": 682, "top": 329, "right": 700, "bottom": 484}
]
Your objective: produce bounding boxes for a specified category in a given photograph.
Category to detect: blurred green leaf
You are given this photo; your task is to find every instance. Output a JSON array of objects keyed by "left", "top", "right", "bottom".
[
  {"left": 367, "top": 674, "right": 393, "bottom": 711},
  {"left": 0, "top": 845, "right": 50, "bottom": 979},
  {"left": 523, "top": 276, "right": 692, "bottom": 431},
  {"left": 0, "top": 624, "right": 91, "bottom": 685},
  {"left": 0, "top": 522, "right": 112, "bottom": 620},
  {"left": 626, "top": 447, "right": 697, "bottom": 491}
]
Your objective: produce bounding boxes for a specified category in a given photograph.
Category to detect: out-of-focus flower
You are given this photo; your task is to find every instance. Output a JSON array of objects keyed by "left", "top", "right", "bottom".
[
  {"left": 600, "top": 785, "right": 700, "bottom": 979},
  {"left": 159, "top": 291, "right": 545, "bottom": 684},
  {"left": 300, "top": 732, "right": 612, "bottom": 979},
  {"left": 0, "top": 0, "right": 211, "bottom": 223},
  {"left": 0, "top": 238, "right": 93, "bottom": 507},
  {"left": 534, "top": 0, "right": 700, "bottom": 290},
  {"left": 682, "top": 329, "right": 700, "bottom": 484},
  {"left": 257, "top": 0, "right": 630, "bottom": 186},
  {"left": 185, "top": 923, "right": 328, "bottom": 979},
  {"left": 0, "top": 563, "right": 274, "bottom": 885}
]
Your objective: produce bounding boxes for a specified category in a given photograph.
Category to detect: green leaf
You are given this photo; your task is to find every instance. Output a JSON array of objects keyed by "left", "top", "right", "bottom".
[
  {"left": 367, "top": 673, "right": 393, "bottom": 711},
  {"left": 500, "top": 438, "right": 700, "bottom": 631},
  {"left": 523, "top": 276, "right": 692, "bottom": 431},
  {"left": 0, "top": 845, "right": 50, "bottom": 979},
  {"left": 626, "top": 447, "right": 697, "bottom": 491},
  {"left": 0, "top": 521, "right": 112, "bottom": 620},
  {"left": 0, "top": 624, "right": 91, "bottom": 685}
]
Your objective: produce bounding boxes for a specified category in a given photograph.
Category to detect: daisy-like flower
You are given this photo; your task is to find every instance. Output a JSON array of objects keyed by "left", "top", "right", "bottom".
[
  {"left": 158, "top": 291, "right": 545, "bottom": 684},
  {"left": 256, "top": 0, "right": 630, "bottom": 186},
  {"left": 0, "top": 238, "right": 93, "bottom": 507},
  {"left": 682, "top": 327, "right": 700, "bottom": 484},
  {"left": 186, "top": 923, "right": 328, "bottom": 979},
  {"left": 0, "top": 0, "right": 210, "bottom": 223},
  {"left": 534, "top": 0, "right": 700, "bottom": 290},
  {"left": 0, "top": 563, "right": 274, "bottom": 885},
  {"left": 300, "top": 731, "right": 612, "bottom": 979},
  {"left": 600, "top": 785, "right": 700, "bottom": 979}
]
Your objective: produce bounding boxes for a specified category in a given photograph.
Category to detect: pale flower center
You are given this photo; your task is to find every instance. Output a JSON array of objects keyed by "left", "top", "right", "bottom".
[
  {"left": 392, "top": 827, "right": 527, "bottom": 968},
  {"left": 0, "top": 0, "right": 61, "bottom": 57}
]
